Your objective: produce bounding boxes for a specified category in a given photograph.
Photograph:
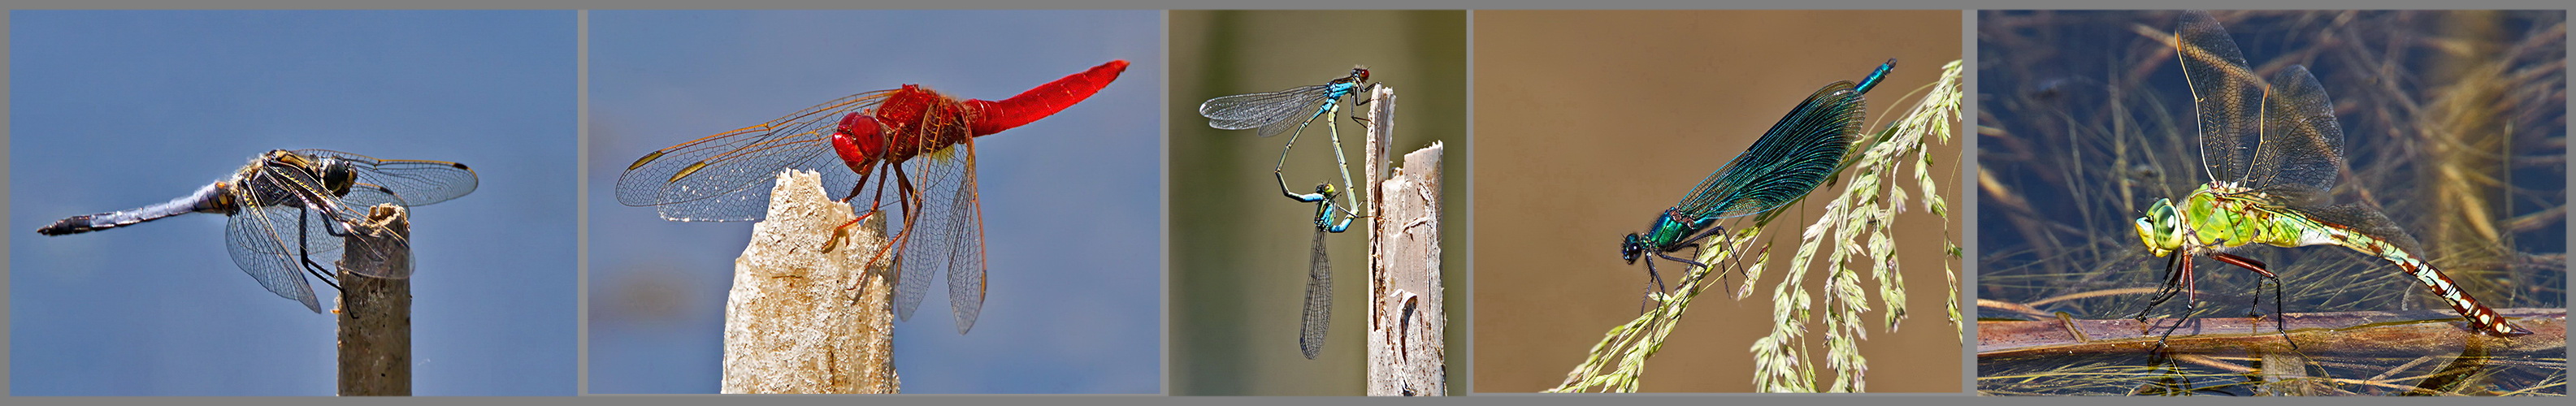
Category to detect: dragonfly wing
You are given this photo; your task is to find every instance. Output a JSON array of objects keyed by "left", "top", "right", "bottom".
[
  {"left": 891, "top": 221, "right": 937, "bottom": 325},
  {"left": 887, "top": 160, "right": 932, "bottom": 322},
  {"left": 2244, "top": 66, "right": 2346, "bottom": 199},
  {"left": 1302, "top": 227, "right": 1332, "bottom": 359},
  {"left": 292, "top": 149, "right": 480, "bottom": 207},
  {"left": 332, "top": 184, "right": 414, "bottom": 279},
  {"left": 1199, "top": 84, "right": 1333, "bottom": 137},
  {"left": 1680, "top": 80, "right": 1865, "bottom": 220},
  {"left": 887, "top": 143, "right": 987, "bottom": 334},
  {"left": 615, "top": 92, "right": 891, "bottom": 222},
  {"left": 653, "top": 150, "right": 858, "bottom": 222},
  {"left": 2293, "top": 203, "right": 2426, "bottom": 256},
  {"left": 935, "top": 145, "right": 988, "bottom": 334},
  {"left": 2174, "top": 10, "right": 2265, "bottom": 184},
  {"left": 232, "top": 165, "right": 354, "bottom": 259},
  {"left": 223, "top": 204, "right": 324, "bottom": 313}
]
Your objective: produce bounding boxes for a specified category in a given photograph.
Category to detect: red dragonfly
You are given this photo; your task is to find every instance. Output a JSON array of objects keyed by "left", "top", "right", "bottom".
[{"left": 618, "top": 59, "right": 1130, "bottom": 334}]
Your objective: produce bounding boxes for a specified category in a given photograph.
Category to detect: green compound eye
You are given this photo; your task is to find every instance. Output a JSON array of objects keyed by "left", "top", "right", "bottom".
[{"left": 2134, "top": 198, "right": 2180, "bottom": 257}]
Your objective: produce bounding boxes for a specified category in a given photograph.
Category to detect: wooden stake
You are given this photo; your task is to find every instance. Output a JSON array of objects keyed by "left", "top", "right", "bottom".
[
  {"left": 1361, "top": 84, "right": 1446, "bottom": 395},
  {"left": 720, "top": 170, "right": 897, "bottom": 394},
  {"left": 338, "top": 205, "right": 412, "bottom": 396}
]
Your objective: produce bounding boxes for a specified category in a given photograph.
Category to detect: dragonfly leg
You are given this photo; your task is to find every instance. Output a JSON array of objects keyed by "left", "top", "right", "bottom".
[
  {"left": 2133, "top": 255, "right": 2182, "bottom": 321},
  {"left": 295, "top": 208, "right": 345, "bottom": 292},
  {"left": 1654, "top": 252, "right": 1709, "bottom": 299},
  {"left": 2209, "top": 253, "right": 2297, "bottom": 343},
  {"left": 1277, "top": 172, "right": 1322, "bottom": 202},
  {"left": 823, "top": 164, "right": 897, "bottom": 254},
  {"left": 1680, "top": 225, "right": 1748, "bottom": 282},
  {"left": 830, "top": 208, "right": 912, "bottom": 295},
  {"left": 2174, "top": 254, "right": 2199, "bottom": 334},
  {"left": 837, "top": 166, "right": 922, "bottom": 294},
  {"left": 2135, "top": 253, "right": 2194, "bottom": 344},
  {"left": 1637, "top": 257, "right": 1668, "bottom": 313},
  {"left": 2208, "top": 253, "right": 2274, "bottom": 278},
  {"left": 300, "top": 256, "right": 344, "bottom": 292},
  {"left": 822, "top": 213, "right": 879, "bottom": 254}
]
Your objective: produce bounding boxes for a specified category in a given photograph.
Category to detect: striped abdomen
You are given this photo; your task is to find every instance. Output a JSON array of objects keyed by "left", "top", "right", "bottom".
[{"left": 2318, "top": 226, "right": 2532, "bottom": 337}]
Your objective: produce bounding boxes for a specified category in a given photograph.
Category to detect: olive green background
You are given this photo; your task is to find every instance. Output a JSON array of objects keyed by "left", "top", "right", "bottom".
[
  {"left": 1472, "top": 10, "right": 1966, "bottom": 393},
  {"left": 1167, "top": 10, "right": 1470, "bottom": 395}
]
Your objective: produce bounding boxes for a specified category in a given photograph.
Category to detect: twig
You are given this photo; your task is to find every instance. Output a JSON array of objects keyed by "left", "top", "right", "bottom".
[{"left": 1978, "top": 308, "right": 2565, "bottom": 356}]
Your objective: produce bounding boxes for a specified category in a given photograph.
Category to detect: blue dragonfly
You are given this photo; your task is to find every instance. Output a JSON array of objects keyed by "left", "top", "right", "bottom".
[
  {"left": 1620, "top": 59, "right": 1894, "bottom": 297},
  {"left": 35, "top": 149, "right": 478, "bottom": 313},
  {"left": 1289, "top": 182, "right": 1362, "bottom": 359},
  {"left": 1198, "top": 67, "right": 1374, "bottom": 217}
]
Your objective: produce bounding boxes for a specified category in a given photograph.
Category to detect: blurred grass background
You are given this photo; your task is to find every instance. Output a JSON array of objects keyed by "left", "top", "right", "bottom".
[{"left": 1167, "top": 10, "right": 1468, "bottom": 396}]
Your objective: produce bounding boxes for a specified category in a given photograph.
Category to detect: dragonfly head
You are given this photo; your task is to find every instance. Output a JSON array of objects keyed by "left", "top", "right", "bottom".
[
  {"left": 315, "top": 157, "right": 358, "bottom": 197},
  {"left": 831, "top": 111, "right": 887, "bottom": 173},
  {"left": 1350, "top": 67, "right": 1371, "bottom": 84},
  {"left": 1622, "top": 211, "right": 1682, "bottom": 265},
  {"left": 1620, "top": 233, "right": 1646, "bottom": 265},
  {"left": 2134, "top": 198, "right": 2183, "bottom": 257}
]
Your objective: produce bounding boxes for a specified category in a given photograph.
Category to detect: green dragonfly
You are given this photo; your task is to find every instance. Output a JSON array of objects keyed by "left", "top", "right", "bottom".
[{"left": 2129, "top": 11, "right": 2530, "bottom": 337}]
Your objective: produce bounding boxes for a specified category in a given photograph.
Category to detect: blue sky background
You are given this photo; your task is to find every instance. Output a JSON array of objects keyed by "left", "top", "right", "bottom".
[
  {"left": 9, "top": 11, "right": 577, "bottom": 395},
  {"left": 585, "top": 11, "right": 1163, "bottom": 394}
]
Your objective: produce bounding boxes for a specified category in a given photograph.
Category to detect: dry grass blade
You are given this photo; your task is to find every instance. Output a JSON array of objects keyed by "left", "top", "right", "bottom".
[
  {"left": 1550, "top": 60, "right": 1963, "bottom": 393},
  {"left": 1748, "top": 58, "right": 1963, "bottom": 393},
  {"left": 1547, "top": 227, "right": 1767, "bottom": 393}
]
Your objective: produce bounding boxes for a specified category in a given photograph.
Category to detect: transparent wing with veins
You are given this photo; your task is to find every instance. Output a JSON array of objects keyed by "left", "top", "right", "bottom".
[{"left": 614, "top": 91, "right": 890, "bottom": 222}]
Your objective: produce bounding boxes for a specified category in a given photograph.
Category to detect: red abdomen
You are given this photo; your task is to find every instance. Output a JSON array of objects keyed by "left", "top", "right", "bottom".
[
  {"left": 831, "top": 60, "right": 1129, "bottom": 172},
  {"left": 969, "top": 59, "right": 1129, "bottom": 136}
]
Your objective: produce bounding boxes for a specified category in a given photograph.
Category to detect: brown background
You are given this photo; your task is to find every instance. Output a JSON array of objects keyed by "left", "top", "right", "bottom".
[{"left": 1472, "top": 10, "right": 1964, "bottom": 393}]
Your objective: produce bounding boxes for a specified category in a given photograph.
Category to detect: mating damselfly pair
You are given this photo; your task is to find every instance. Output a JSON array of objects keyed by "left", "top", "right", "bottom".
[{"left": 1199, "top": 66, "right": 1376, "bottom": 359}]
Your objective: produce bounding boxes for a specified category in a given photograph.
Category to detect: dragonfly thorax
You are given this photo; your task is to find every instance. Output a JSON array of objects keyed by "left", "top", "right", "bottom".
[
  {"left": 1625, "top": 210, "right": 1713, "bottom": 265},
  {"left": 830, "top": 85, "right": 976, "bottom": 178},
  {"left": 237, "top": 150, "right": 353, "bottom": 211},
  {"left": 2198, "top": 181, "right": 2252, "bottom": 195},
  {"left": 2138, "top": 187, "right": 2307, "bottom": 259}
]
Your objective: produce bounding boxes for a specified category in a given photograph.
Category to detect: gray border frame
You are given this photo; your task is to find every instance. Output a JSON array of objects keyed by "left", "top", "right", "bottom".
[{"left": 0, "top": 0, "right": 2567, "bottom": 404}]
